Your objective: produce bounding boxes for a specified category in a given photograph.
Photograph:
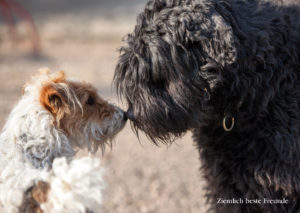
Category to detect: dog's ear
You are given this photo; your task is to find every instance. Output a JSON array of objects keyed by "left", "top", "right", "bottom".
[
  {"left": 40, "top": 84, "right": 66, "bottom": 117},
  {"left": 40, "top": 71, "right": 67, "bottom": 118},
  {"left": 51, "top": 70, "right": 66, "bottom": 83},
  {"left": 180, "top": 2, "right": 239, "bottom": 67}
]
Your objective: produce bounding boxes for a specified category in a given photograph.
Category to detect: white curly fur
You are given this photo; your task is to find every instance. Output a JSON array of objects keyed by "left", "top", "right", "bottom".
[
  {"left": 41, "top": 157, "right": 105, "bottom": 213},
  {"left": 1, "top": 94, "right": 74, "bottom": 168},
  {"left": 0, "top": 155, "right": 104, "bottom": 213}
]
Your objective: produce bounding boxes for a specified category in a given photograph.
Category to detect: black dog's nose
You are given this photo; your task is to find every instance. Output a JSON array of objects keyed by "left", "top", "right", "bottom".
[
  {"left": 123, "top": 111, "right": 128, "bottom": 121},
  {"left": 126, "top": 109, "right": 134, "bottom": 121}
]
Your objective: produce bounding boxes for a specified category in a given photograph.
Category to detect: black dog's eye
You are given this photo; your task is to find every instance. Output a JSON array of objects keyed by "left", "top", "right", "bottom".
[{"left": 86, "top": 96, "right": 95, "bottom": 105}]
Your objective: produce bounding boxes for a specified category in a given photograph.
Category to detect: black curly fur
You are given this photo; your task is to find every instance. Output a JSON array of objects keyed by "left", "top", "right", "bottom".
[{"left": 114, "top": 0, "right": 300, "bottom": 212}]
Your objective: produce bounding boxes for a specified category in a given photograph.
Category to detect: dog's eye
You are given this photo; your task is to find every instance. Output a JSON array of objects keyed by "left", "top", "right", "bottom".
[{"left": 86, "top": 96, "right": 95, "bottom": 105}]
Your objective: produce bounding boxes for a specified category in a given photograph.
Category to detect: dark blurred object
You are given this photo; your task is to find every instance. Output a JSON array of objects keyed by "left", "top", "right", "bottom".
[{"left": 0, "top": 0, "right": 40, "bottom": 53}]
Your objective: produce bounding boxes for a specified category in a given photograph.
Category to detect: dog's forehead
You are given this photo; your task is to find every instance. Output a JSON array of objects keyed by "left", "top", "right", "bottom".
[{"left": 67, "top": 80, "right": 99, "bottom": 97}]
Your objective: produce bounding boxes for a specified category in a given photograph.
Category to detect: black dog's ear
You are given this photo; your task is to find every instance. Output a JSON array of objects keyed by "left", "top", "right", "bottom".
[{"left": 181, "top": 2, "right": 239, "bottom": 67}]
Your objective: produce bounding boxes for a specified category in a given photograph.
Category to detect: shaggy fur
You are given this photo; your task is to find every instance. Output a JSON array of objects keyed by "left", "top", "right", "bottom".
[
  {"left": 114, "top": 0, "right": 300, "bottom": 212},
  {"left": 0, "top": 69, "right": 127, "bottom": 212},
  {"left": 1, "top": 155, "right": 104, "bottom": 213}
]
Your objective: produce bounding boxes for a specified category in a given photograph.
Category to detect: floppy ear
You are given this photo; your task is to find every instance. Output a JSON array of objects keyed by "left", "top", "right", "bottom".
[
  {"left": 179, "top": 2, "right": 238, "bottom": 67},
  {"left": 40, "top": 84, "right": 65, "bottom": 115}
]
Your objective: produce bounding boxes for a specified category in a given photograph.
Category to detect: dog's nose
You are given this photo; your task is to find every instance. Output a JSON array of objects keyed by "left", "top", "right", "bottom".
[
  {"left": 122, "top": 111, "right": 128, "bottom": 121},
  {"left": 126, "top": 109, "right": 134, "bottom": 121}
]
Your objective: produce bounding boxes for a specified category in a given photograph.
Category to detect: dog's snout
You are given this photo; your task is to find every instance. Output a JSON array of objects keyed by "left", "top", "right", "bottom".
[{"left": 126, "top": 109, "right": 134, "bottom": 121}]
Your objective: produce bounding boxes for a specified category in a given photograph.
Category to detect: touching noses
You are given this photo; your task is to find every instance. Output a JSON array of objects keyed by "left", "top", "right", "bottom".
[{"left": 126, "top": 108, "right": 134, "bottom": 121}]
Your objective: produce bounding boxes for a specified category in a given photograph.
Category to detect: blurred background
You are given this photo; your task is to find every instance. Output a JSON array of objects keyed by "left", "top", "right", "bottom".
[{"left": 0, "top": 1, "right": 206, "bottom": 212}]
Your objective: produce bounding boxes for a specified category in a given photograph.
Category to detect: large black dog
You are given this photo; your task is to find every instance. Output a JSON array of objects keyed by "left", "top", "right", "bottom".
[{"left": 114, "top": 0, "right": 300, "bottom": 212}]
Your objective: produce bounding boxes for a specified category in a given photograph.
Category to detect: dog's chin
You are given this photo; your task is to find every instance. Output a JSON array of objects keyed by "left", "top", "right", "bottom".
[
  {"left": 128, "top": 117, "right": 188, "bottom": 144},
  {"left": 126, "top": 106, "right": 193, "bottom": 143},
  {"left": 103, "top": 115, "right": 128, "bottom": 141},
  {"left": 108, "top": 118, "right": 127, "bottom": 139}
]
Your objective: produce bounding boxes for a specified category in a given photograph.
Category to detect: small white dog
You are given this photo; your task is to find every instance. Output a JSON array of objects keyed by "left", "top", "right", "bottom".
[{"left": 0, "top": 69, "right": 127, "bottom": 213}]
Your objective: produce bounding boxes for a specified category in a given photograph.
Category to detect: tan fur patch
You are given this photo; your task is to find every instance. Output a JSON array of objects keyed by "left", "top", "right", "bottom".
[
  {"left": 40, "top": 80, "right": 115, "bottom": 127},
  {"left": 18, "top": 181, "right": 50, "bottom": 213},
  {"left": 58, "top": 81, "right": 116, "bottom": 133},
  {"left": 40, "top": 84, "right": 61, "bottom": 114},
  {"left": 32, "top": 181, "right": 50, "bottom": 204}
]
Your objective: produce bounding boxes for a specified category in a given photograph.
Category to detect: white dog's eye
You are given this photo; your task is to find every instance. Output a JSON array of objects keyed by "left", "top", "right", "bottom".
[{"left": 86, "top": 96, "right": 95, "bottom": 105}]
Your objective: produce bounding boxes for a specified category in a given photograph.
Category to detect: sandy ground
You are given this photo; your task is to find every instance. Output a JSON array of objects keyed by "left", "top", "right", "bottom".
[{"left": 0, "top": 1, "right": 207, "bottom": 212}]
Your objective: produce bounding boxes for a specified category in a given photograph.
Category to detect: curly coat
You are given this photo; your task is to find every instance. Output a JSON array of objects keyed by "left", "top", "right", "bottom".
[{"left": 114, "top": 0, "right": 300, "bottom": 212}]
